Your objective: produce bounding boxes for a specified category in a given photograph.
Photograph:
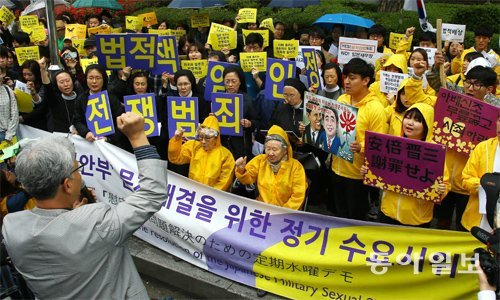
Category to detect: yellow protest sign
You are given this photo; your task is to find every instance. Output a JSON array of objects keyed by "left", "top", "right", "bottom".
[
  {"left": 389, "top": 32, "right": 413, "bottom": 51},
  {"left": 260, "top": 18, "right": 274, "bottom": 33},
  {"left": 209, "top": 31, "right": 237, "bottom": 50},
  {"left": 88, "top": 24, "right": 112, "bottom": 35},
  {"left": 242, "top": 29, "right": 269, "bottom": 48},
  {"left": 23, "top": 25, "right": 46, "bottom": 43},
  {"left": 138, "top": 12, "right": 158, "bottom": 27},
  {"left": 15, "top": 46, "right": 40, "bottom": 66},
  {"left": 149, "top": 29, "right": 170, "bottom": 36},
  {"left": 168, "top": 29, "right": 186, "bottom": 41},
  {"left": 13, "top": 89, "right": 32, "bottom": 113},
  {"left": 111, "top": 27, "right": 122, "bottom": 33},
  {"left": 71, "top": 39, "right": 86, "bottom": 55},
  {"left": 0, "top": 6, "right": 15, "bottom": 26},
  {"left": 181, "top": 59, "right": 208, "bottom": 79},
  {"left": 237, "top": 8, "right": 257, "bottom": 23},
  {"left": 65, "top": 24, "right": 87, "bottom": 40},
  {"left": 273, "top": 39, "right": 299, "bottom": 59},
  {"left": 208, "top": 23, "right": 234, "bottom": 46},
  {"left": 240, "top": 52, "right": 267, "bottom": 72},
  {"left": 80, "top": 58, "right": 99, "bottom": 73},
  {"left": 19, "top": 15, "right": 39, "bottom": 29},
  {"left": 125, "top": 16, "right": 142, "bottom": 31},
  {"left": 190, "top": 13, "right": 210, "bottom": 28}
]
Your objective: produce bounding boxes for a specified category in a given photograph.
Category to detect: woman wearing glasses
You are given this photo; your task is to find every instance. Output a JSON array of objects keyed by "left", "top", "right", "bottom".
[{"left": 168, "top": 116, "right": 235, "bottom": 191}]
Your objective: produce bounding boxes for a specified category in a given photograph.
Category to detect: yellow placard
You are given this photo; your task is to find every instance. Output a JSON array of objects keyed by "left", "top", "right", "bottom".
[
  {"left": 88, "top": 24, "right": 112, "bottom": 35},
  {"left": 19, "top": 15, "right": 39, "bottom": 29},
  {"left": 168, "top": 29, "right": 186, "bottom": 41},
  {"left": 0, "top": 136, "right": 18, "bottom": 155},
  {"left": 260, "top": 18, "right": 274, "bottom": 33},
  {"left": 149, "top": 29, "right": 170, "bottom": 36},
  {"left": 209, "top": 31, "right": 237, "bottom": 50},
  {"left": 389, "top": 32, "right": 413, "bottom": 51},
  {"left": 15, "top": 46, "right": 40, "bottom": 66},
  {"left": 111, "top": 27, "right": 122, "bottom": 33},
  {"left": 242, "top": 29, "right": 269, "bottom": 48},
  {"left": 13, "top": 89, "right": 33, "bottom": 113},
  {"left": 65, "top": 24, "right": 87, "bottom": 40},
  {"left": 138, "top": 12, "right": 158, "bottom": 27},
  {"left": 71, "top": 39, "right": 86, "bottom": 56},
  {"left": 240, "top": 52, "right": 267, "bottom": 72},
  {"left": 125, "top": 16, "right": 142, "bottom": 31},
  {"left": 181, "top": 59, "right": 208, "bottom": 79},
  {"left": 208, "top": 23, "right": 234, "bottom": 46},
  {"left": 190, "top": 13, "right": 210, "bottom": 28},
  {"left": 237, "top": 8, "right": 257, "bottom": 24},
  {"left": 23, "top": 25, "right": 46, "bottom": 43},
  {"left": 273, "top": 39, "right": 299, "bottom": 59},
  {"left": 0, "top": 6, "right": 15, "bottom": 26},
  {"left": 80, "top": 58, "right": 99, "bottom": 73}
]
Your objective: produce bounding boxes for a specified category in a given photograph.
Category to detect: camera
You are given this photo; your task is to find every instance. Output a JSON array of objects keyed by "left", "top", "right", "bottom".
[{"left": 63, "top": 51, "right": 77, "bottom": 60}]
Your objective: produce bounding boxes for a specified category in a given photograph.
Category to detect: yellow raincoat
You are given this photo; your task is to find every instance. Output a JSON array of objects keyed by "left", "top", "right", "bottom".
[
  {"left": 331, "top": 92, "right": 388, "bottom": 180},
  {"left": 381, "top": 103, "right": 450, "bottom": 225},
  {"left": 370, "top": 54, "right": 408, "bottom": 107},
  {"left": 168, "top": 116, "right": 235, "bottom": 191},
  {"left": 461, "top": 137, "right": 498, "bottom": 231},
  {"left": 235, "top": 125, "right": 307, "bottom": 210}
]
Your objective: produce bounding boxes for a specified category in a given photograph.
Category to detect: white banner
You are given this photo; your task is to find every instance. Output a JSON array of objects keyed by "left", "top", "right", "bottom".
[
  {"left": 442, "top": 23, "right": 466, "bottom": 43},
  {"left": 338, "top": 37, "right": 381, "bottom": 65},
  {"left": 380, "top": 71, "right": 409, "bottom": 94}
]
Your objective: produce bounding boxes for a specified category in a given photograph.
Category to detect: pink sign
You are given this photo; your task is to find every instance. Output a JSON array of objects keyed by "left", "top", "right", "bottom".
[
  {"left": 364, "top": 131, "right": 446, "bottom": 202},
  {"left": 433, "top": 88, "right": 498, "bottom": 156}
]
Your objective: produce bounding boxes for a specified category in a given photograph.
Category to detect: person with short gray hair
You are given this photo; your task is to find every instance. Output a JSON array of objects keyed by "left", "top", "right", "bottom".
[{"left": 2, "top": 112, "right": 168, "bottom": 299}]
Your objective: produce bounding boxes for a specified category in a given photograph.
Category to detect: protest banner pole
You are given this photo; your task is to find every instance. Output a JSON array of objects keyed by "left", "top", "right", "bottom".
[
  {"left": 436, "top": 19, "right": 446, "bottom": 87},
  {"left": 45, "top": 0, "right": 63, "bottom": 73}
]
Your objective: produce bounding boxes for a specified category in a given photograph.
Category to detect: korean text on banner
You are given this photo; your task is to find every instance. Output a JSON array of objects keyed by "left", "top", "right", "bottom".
[
  {"left": 242, "top": 29, "right": 269, "bottom": 48},
  {"left": 273, "top": 40, "right": 299, "bottom": 59},
  {"left": 237, "top": 8, "right": 257, "bottom": 23},
  {"left": 181, "top": 60, "right": 208, "bottom": 80},
  {"left": 96, "top": 34, "right": 126, "bottom": 69},
  {"left": 338, "top": 37, "right": 379, "bottom": 65},
  {"left": 302, "top": 48, "right": 321, "bottom": 90},
  {"left": 167, "top": 96, "right": 199, "bottom": 139},
  {"left": 364, "top": 131, "right": 446, "bottom": 201},
  {"left": 88, "top": 24, "right": 112, "bottom": 35},
  {"left": 208, "top": 23, "right": 233, "bottom": 46},
  {"left": 124, "top": 93, "right": 159, "bottom": 137},
  {"left": 303, "top": 92, "right": 358, "bottom": 162},
  {"left": 15, "top": 46, "right": 40, "bottom": 66},
  {"left": 389, "top": 32, "right": 413, "bottom": 51},
  {"left": 209, "top": 31, "right": 237, "bottom": 51},
  {"left": 211, "top": 92, "right": 243, "bottom": 136},
  {"left": 125, "top": 34, "right": 157, "bottom": 70},
  {"left": 204, "top": 61, "right": 237, "bottom": 101},
  {"left": 380, "top": 71, "right": 409, "bottom": 94},
  {"left": 0, "top": 6, "right": 15, "bottom": 26},
  {"left": 138, "top": 12, "right": 158, "bottom": 27},
  {"left": 65, "top": 24, "right": 87, "bottom": 40},
  {"left": 23, "top": 25, "right": 46, "bottom": 43},
  {"left": 432, "top": 88, "right": 498, "bottom": 155},
  {"left": 260, "top": 18, "right": 274, "bottom": 33},
  {"left": 125, "top": 16, "right": 142, "bottom": 31},
  {"left": 17, "top": 124, "right": 485, "bottom": 300},
  {"left": 152, "top": 35, "right": 180, "bottom": 75},
  {"left": 265, "top": 58, "right": 296, "bottom": 101},
  {"left": 191, "top": 13, "right": 210, "bottom": 29},
  {"left": 240, "top": 52, "right": 267, "bottom": 72},
  {"left": 148, "top": 29, "right": 169, "bottom": 36},
  {"left": 296, "top": 46, "right": 321, "bottom": 69},
  {"left": 19, "top": 15, "right": 39, "bottom": 29},
  {"left": 85, "top": 91, "right": 115, "bottom": 137},
  {"left": 441, "top": 23, "right": 466, "bottom": 43}
]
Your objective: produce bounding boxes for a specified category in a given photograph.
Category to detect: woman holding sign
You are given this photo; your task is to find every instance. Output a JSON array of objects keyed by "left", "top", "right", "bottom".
[
  {"left": 363, "top": 103, "right": 450, "bottom": 227},
  {"left": 235, "top": 125, "right": 307, "bottom": 210}
]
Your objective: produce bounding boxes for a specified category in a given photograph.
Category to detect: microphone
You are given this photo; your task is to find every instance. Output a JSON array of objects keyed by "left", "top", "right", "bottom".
[{"left": 471, "top": 226, "right": 492, "bottom": 246}]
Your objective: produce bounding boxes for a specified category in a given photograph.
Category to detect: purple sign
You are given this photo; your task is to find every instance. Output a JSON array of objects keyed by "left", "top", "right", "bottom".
[
  {"left": 95, "top": 34, "right": 126, "bottom": 69},
  {"left": 124, "top": 93, "right": 159, "bottom": 137},
  {"left": 364, "top": 131, "right": 446, "bottom": 201},
  {"left": 85, "top": 90, "right": 115, "bottom": 137},
  {"left": 211, "top": 92, "right": 243, "bottom": 137},
  {"left": 265, "top": 58, "right": 296, "bottom": 101},
  {"left": 204, "top": 61, "right": 237, "bottom": 101},
  {"left": 167, "top": 96, "right": 199, "bottom": 139},
  {"left": 151, "top": 36, "right": 180, "bottom": 75},
  {"left": 302, "top": 47, "right": 322, "bottom": 91},
  {"left": 433, "top": 88, "right": 498, "bottom": 156},
  {"left": 124, "top": 34, "right": 157, "bottom": 70}
]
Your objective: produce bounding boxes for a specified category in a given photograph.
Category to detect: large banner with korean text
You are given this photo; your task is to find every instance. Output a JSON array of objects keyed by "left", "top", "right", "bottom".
[
  {"left": 19, "top": 125, "right": 484, "bottom": 300},
  {"left": 432, "top": 88, "right": 498, "bottom": 156},
  {"left": 364, "top": 131, "right": 446, "bottom": 202}
]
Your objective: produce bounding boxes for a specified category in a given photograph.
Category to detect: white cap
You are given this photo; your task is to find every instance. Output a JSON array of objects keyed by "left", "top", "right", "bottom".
[{"left": 464, "top": 57, "right": 492, "bottom": 75}]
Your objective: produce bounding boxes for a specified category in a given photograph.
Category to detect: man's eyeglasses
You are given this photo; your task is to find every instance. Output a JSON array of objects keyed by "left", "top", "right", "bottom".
[
  {"left": 463, "top": 80, "right": 484, "bottom": 91},
  {"left": 61, "top": 162, "right": 85, "bottom": 184},
  {"left": 198, "top": 135, "right": 216, "bottom": 141}
]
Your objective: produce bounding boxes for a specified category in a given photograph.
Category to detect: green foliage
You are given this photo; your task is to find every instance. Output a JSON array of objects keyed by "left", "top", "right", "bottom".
[{"left": 133, "top": 0, "right": 499, "bottom": 52}]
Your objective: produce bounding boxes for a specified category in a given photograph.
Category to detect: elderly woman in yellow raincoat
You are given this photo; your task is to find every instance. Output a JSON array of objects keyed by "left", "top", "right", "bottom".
[
  {"left": 168, "top": 116, "right": 235, "bottom": 191},
  {"left": 234, "top": 125, "right": 307, "bottom": 210}
]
